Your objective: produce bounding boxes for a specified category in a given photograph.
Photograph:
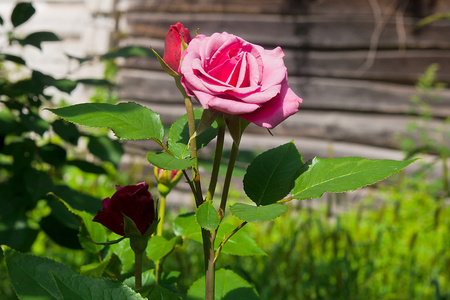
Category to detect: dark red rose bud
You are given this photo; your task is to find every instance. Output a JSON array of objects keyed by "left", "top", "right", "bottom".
[
  {"left": 163, "top": 22, "right": 192, "bottom": 72},
  {"left": 93, "top": 182, "right": 155, "bottom": 237}
]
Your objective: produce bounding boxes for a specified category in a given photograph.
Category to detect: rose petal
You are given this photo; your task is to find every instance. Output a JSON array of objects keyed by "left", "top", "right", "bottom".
[
  {"left": 239, "top": 77, "right": 302, "bottom": 129},
  {"left": 208, "top": 95, "right": 260, "bottom": 114},
  {"left": 93, "top": 182, "right": 154, "bottom": 236},
  {"left": 93, "top": 209, "right": 125, "bottom": 236}
]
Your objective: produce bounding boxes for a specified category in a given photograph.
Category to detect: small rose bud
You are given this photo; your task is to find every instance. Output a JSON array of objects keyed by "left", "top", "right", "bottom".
[
  {"left": 163, "top": 22, "right": 192, "bottom": 72},
  {"left": 154, "top": 167, "right": 182, "bottom": 197},
  {"left": 93, "top": 182, "right": 155, "bottom": 237}
]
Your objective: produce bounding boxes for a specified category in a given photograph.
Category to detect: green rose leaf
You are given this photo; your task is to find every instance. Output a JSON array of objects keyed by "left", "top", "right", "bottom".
[
  {"left": 147, "top": 152, "right": 195, "bottom": 170},
  {"left": 53, "top": 79, "right": 78, "bottom": 94},
  {"left": 52, "top": 119, "right": 80, "bottom": 145},
  {"left": 173, "top": 213, "right": 203, "bottom": 241},
  {"left": 48, "top": 102, "right": 164, "bottom": 141},
  {"left": 52, "top": 273, "right": 145, "bottom": 300},
  {"left": 147, "top": 236, "right": 180, "bottom": 262},
  {"left": 292, "top": 157, "right": 417, "bottom": 200},
  {"left": 38, "top": 143, "right": 67, "bottom": 167},
  {"left": 173, "top": 213, "right": 265, "bottom": 256},
  {"left": 11, "top": 2, "right": 35, "bottom": 28},
  {"left": 0, "top": 53, "right": 26, "bottom": 65},
  {"left": 195, "top": 201, "right": 220, "bottom": 231},
  {"left": 47, "top": 192, "right": 107, "bottom": 253},
  {"left": 123, "top": 269, "right": 156, "bottom": 290},
  {"left": 147, "top": 284, "right": 182, "bottom": 300},
  {"left": 66, "top": 159, "right": 106, "bottom": 174},
  {"left": 4, "top": 247, "right": 77, "bottom": 300},
  {"left": 79, "top": 257, "right": 111, "bottom": 278},
  {"left": 109, "top": 237, "right": 135, "bottom": 273},
  {"left": 77, "top": 78, "right": 113, "bottom": 87},
  {"left": 187, "top": 269, "right": 259, "bottom": 300},
  {"left": 17, "top": 31, "right": 61, "bottom": 49},
  {"left": 87, "top": 135, "right": 124, "bottom": 168},
  {"left": 244, "top": 142, "right": 302, "bottom": 206},
  {"left": 216, "top": 223, "right": 266, "bottom": 256},
  {"left": 229, "top": 203, "right": 289, "bottom": 223},
  {"left": 167, "top": 108, "right": 218, "bottom": 158},
  {"left": 102, "top": 46, "right": 155, "bottom": 60}
]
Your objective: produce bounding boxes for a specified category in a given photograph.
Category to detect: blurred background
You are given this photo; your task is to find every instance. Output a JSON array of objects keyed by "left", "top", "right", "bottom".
[{"left": 0, "top": 0, "right": 449, "bottom": 299}]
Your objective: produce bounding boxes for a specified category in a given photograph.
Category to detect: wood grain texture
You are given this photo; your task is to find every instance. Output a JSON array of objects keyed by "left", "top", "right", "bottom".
[
  {"left": 125, "top": 12, "right": 450, "bottom": 50},
  {"left": 118, "top": 69, "right": 450, "bottom": 117},
  {"left": 126, "top": 0, "right": 450, "bottom": 17},
  {"left": 117, "top": 0, "right": 450, "bottom": 156}
]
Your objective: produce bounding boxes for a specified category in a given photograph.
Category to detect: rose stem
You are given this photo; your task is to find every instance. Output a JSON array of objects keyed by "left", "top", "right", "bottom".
[
  {"left": 134, "top": 251, "right": 143, "bottom": 289},
  {"left": 176, "top": 79, "right": 204, "bottom": 206},
  {"left": 195, "top": 119, "right": 226, "bottom": 299},
  {"left": 175, "top": 80, "right": 216, "bottom": 298},
  {"left": 205, "top": 117, "right": 225, "bottom": 202},
  {"left": 213, "top": 221, "right": 247, "bottom": 264},
  {"left": 130, "top": 237, "right": 147, "bottom": 290},
  {"left": 218, "top": 139, "right": 240, "bottom": 219},
  {"left": 203, "top": 137, "right": 241, "bottom": 300},
  {"left": 156, "top": 195, "right": 166, "bottom": 237},
  {"left": 155, "top": 194, "right": 167, "bottom": 284}
]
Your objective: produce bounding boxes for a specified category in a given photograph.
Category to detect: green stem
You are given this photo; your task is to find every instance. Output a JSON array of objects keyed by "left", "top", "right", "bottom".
[
  {"left": 182, "top": 93, "right": 203, "bottom": 206},
  {"left": 205, "top": 117, "right": 226, "bottom": 202},
  {"left": 175, "top": 78, "right": 213, "bottom": 297},
  {"left": 130, "top": 237, "right": 148, "bottom": 290},
  {"left": 213, "top": 221, "right": 247, "bottom": 264},
  {"left": 218, "top": 140, "right": 240, "bottom": 219},
  {"left": 155, "top": 194, "right": 167, "bottom": 284},
  {"left": 156, "top": 195, "right": 166, "bottom": 237},
  {"left": 201, "top": 229, "right": 216, "bottom": 300},
  {"left": 134, "top": 250, "right": 143, "bottom": 289}
]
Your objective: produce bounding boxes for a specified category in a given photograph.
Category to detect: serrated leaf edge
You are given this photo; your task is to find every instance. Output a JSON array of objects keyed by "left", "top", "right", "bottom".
[
  {"left": 292, "top": 157, "right": 417, "bottom": 200},
  {"left": 229, "top": 203, "right": 289, "bottom": 223}
]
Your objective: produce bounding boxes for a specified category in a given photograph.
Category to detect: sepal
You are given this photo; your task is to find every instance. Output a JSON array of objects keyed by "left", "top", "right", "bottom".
[{"left": 151, "top": 47, "right": 179, "bottom": 77}]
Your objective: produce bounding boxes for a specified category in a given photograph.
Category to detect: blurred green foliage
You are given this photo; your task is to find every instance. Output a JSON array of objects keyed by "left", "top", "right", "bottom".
[
  {"left": 0, "top": 1, "right": 127, "bottom": 254},
  {"left": 399, "top": 64, "right": 449, "bottom": 196}
]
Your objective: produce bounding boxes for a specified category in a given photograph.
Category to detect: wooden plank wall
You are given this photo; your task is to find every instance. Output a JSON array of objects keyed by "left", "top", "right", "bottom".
[{"left": 117, "top": 0, "right": 450, "bottom": 162}]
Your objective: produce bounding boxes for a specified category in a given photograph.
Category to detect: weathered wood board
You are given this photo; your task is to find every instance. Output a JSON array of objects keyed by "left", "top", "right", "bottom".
[
  {"left": 118, "top": 0, "right": 450, "bottom": 161},
  {"left": 126, "top": 0, "right": 450, "bottom": 17},
  {"left": 119, "top": 69, "right": 450, "bottom": 117},
  {"left": 126, "top": 13, "right": 450, "bottom": 50}
]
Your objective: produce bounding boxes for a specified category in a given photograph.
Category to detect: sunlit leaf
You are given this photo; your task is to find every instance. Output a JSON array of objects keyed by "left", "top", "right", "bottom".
[
  {"left": 48, "top": 102, "right": 164, "bottom": 141},
  {"left": 196, "top": 201, "right": 220, "bottom": 231},
  {"left": 292, "top": 157, "right": 416, "bottom": 200},
  {"left": 244, "top": 142, "right": 302, "bottom": 206},
  {"left": 187, "top": 269, "right": 259, "bottom": 300},
  {"left": 167, "top": 108, "right": 218, "bottom": 158},
  {"left": 53, "top": 273, "right": 145, "bottom": 300},
  {"left": 147, "top": 152, "right": 195, "bottom": 170},
  {"left": 229, "top": 203, "right": 288, "bottom": 223}
]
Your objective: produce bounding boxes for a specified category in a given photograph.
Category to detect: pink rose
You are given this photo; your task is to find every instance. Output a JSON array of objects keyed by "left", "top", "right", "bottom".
[
  {"left": 180, "top": 32, "right": 302, "bottom": 129},
  {"left": 163, "top": 22, "right": 192, "bottom": 72}
]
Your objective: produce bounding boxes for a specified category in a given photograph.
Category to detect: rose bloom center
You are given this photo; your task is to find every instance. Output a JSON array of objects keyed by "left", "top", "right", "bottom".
[{"left": 201, "top": 42, "right": 262, "bottom": 90}]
